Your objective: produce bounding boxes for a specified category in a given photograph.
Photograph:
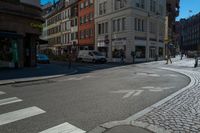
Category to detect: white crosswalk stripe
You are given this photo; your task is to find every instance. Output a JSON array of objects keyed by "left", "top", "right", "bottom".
[
  {"left": 39, "top": 122, "right": 85, "bottom": 133},
  {"left": 0, "top": 97, "right": 22, "bottom": 106},
  {"left": 0, "top": 106, "right": 46, "bottom": 126},
  {"left": 0, "top": 91, "right": 5, "bottom": 95}
]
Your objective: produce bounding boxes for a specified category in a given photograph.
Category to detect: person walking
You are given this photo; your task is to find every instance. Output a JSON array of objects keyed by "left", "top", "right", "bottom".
[
  {"left": 67, "top": 52, "right": 72, "bottom": 69},
  {"left": 120, "top": 49, "right": 125, "bottom": 63},
  {"left": 131, "top": 51, "right": 135, "bottom": 64},
  {"left": 166, "top": 49, "right": 172, "bottom": 64}
]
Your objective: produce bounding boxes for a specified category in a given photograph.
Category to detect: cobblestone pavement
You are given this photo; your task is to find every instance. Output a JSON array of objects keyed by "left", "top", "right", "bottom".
[{"left": 131, "top": 68, "right": 200, "bottom": 133}]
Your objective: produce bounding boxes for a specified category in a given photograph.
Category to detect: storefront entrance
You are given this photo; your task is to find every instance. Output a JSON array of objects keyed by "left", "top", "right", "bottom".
[{"left": 0, "top": 33, "right": 20, "bottom": 68}]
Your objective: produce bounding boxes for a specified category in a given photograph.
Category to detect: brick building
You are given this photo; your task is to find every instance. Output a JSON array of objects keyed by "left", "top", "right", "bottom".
[{"left": 78, "top": 0, "right": 95, "bottom": 50}]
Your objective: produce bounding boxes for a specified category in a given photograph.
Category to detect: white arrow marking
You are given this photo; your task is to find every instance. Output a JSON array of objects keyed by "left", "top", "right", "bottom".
[
  {"left": 142, "top": 86, "right": 174, "bottom": 92},
  {"left": 111, "top": 90, "right": 144, "bottom": 99}
]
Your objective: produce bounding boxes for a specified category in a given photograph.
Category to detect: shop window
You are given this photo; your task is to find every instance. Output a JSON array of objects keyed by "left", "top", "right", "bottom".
[
  {"left": 0, "top": 38, "right": 19, "bottom": 67},
  {"left": 135, "top": 46, "right": 146, "bottom": 58},
  {"left": 149, "top": 46, "right": 156, "bottom": 58},
  {"left": 112, "top": 45, "right": 126, "bottom": 58}
]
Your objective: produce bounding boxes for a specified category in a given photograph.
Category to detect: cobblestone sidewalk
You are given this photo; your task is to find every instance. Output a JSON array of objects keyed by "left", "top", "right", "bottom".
[{"left": 130, "top": 68, "right": 200, "bottom": 133}]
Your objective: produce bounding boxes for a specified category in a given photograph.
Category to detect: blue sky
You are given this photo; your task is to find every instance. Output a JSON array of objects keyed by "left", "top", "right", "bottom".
[
  {"left": 177, "top": 0, "right": 200, "bottom": 20},
  {"left": 40, "top": 0, "right": 57, "bottom": 5},
  {"left": 40, "top": 0, "right": 200, "bottom": 20}
]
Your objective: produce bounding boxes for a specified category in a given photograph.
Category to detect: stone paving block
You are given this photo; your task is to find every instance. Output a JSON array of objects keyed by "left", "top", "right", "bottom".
[{"left": 131, "top": 69, "right": 200, "bottom": 132}]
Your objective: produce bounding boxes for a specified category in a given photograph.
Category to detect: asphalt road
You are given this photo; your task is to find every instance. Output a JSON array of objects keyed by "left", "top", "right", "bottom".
[{"left": 0, "top": 63, "right": 190, "bottom": 133}]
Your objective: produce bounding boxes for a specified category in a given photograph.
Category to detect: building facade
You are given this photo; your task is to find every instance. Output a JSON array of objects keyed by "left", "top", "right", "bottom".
[
  {"left": 177, "top": 13, "right": 200, "bottom": 51},
  {"left": 43, "top": 0, "right": 79, "bottom": 55},
  {"left": 0, "top": 0, "right": 42, "bottom": 68},
  {"left": 78, "top": 0, "right": 95, "bottom": 50},
  {"left": 165, "top": 0, "right": 180, "bottom": 55},
  {"left": 95, "top": 0, "right": 166, "bottom": 63}
]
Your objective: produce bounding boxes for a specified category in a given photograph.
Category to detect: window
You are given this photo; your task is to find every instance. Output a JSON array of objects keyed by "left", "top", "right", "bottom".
[
  {"left": 98, "top": 22, "right": 109, "bottom": 35},
  {"left": 135, "top": 18, "right": 145, "bottom": 32},
  {"left": 150, "top": 0, "right": 156, "bottom": 12},
  {"left": 136, "top": 0, "right": 145, "bottom": 9},
  {"left": 117, "top": 19, "right": 121, "bottom": 31},
  {"left": 90, "top": 0, "right": 93, "bottom": 5},
  {"left": 80, "top": 2, "right": 84, "bottom": 10},
  {"left": 150, "top": 21, "right": 156, "bottom": 33},
  {"left": 114, "top": 0, "right": 127, "bottom": 10},
  {"left": 113, "top": 20, "right": 116, "bottom": 32},
  {"left": 105, "top": 22, "right": 108, "bottom": 33},
  {"left": 159, "top": 4, "right": 163, "bottom": 15},
  {"left": 113, "top": 17, "right": 126, "bottom": 32},
  {"left": 99, "top": 2, "right": 107, "bottom": 15},
  {"left": 135, "top": 46, "right": 146, "bottom": 58}
]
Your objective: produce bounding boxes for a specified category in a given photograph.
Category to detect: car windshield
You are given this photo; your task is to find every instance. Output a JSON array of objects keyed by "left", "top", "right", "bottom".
[{"left": 93, "top": 51, "right": 103, "bottom": 56}]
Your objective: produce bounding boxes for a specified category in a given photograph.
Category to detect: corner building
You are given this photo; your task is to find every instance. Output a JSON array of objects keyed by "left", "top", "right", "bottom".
[
  {"left": 95, "top": 0, "right": 166, "bottom": 63},
  {"left": 0, "top": 0, "right": 42, "bottom": 68}
]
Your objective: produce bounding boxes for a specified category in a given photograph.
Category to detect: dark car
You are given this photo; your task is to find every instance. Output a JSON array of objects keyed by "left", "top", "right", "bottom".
[{"left": 36, "top": 54, "right": 50, "bottom": 64}]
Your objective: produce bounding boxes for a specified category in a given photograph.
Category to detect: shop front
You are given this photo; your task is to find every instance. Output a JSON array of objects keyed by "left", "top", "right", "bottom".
[
  {"left": 112, "top": 38, "right": 127, "bottom": 62},
  {"left": 97, "top": 40, "right": 108, "bottom": 57},
  {"left": 0, "top": 32, "right": 22, "bottom": 68}
]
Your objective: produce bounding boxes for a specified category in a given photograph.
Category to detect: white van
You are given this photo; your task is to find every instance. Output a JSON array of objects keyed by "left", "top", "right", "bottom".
[{"left": 77, "top": 50, "right": 107, "bottom": 63}]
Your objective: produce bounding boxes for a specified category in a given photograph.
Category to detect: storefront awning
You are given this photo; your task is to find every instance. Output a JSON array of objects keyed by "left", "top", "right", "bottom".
[{"left": 0, "top": 32, "right": 23, "bottom": 39}]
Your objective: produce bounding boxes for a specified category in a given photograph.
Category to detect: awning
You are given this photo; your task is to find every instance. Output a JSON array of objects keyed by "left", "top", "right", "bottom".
[
  {"left": 38, "top": 39, "right": 48, "bottom": 45},
  {"left": 0, "top": 32, "right": 23, "bottom": 39}
]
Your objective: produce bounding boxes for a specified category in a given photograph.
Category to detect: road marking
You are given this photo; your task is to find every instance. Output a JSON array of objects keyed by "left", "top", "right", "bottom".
[
  {"left": 142, "top": 86, "right": 174, "bottom": 92},
  {"left": 111, "top": 90, "right": 144, "bottom": 99},
  {"left": 164, "top": 74, "right": 179, "bottom": 77},
  {"left": 59, "top": 75, "right": 94, "bottom": 81},
  {"left": 39, "top": 122, "right": 85, "bottom": 133},
  {"left": 0, "top": 91, "right": 5, "bottom": 95},
  {"left": 0, "top": 106, "right": 46, "bottom": 126},
  {"left": 135, "top": 72, "right": 160, "bottom": 77},
  {"left": 0, "top": 97, "right": 22, "bottom": 106}
]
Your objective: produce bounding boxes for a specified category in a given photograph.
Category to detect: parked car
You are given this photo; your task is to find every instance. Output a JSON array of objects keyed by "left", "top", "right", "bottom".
[
  {"left": 36, "top": 54, "right": 50, "bottom": 64},
  {"left": 77, "top": 50, "right": 107, "bottom": 63}
]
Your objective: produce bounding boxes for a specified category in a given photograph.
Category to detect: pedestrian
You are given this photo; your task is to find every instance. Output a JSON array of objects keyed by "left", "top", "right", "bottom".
[
  {"left": 131, "top": 51, "right": 135, "bottom": 64},
  {"left": 166, "top": 49, "right": 172, "bottom": 64},
  {"left": 180, "top": 51, "right": 183, "bottom": 60},
  {"left": 120, "top": 49, "right": 125, "bottom": 63},
  {"left": 67, "top": 52, "right": 72, "bottom": 69}
]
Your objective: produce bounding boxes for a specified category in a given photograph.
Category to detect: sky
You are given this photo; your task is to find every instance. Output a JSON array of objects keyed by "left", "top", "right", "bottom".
[
  {"left": 176, "top": 0, "right": 200, "bottom": 20},
  {"left": 40, "top": 0, "right": 200, "bottom": 20},
  {"left": 40, "top": 0, "right": 57, "bottom": 5}
]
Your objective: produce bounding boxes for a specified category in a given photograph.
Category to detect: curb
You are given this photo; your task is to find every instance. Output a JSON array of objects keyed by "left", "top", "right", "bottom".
[
  {"left": 0, "top": 69, "right": 78, "bottom": 86},
  {"left": 87, "top": 68, "right": 193, "bottom": 133}
]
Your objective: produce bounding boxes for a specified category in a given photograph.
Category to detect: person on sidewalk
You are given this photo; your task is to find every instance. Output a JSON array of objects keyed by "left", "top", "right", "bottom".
[
  {"left": 131, "top": 51, "right": 135, "bottom": 64},
  {"left": 120, "top": 49, "right": 125, "bottom": 64},
  {"left": 67, "top": 52, "right": 72, "bottom": 69},
  {"left": 166, "top": 48, "right": 172, "bottom": 64}
]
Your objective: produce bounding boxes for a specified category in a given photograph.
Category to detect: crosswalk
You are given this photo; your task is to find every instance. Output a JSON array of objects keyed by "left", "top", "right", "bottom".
[{"left": 0, "top": 90, "right": 85, "bottom": 133}]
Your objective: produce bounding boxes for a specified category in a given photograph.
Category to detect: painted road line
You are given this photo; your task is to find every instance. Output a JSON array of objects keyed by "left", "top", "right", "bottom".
[
  {"left": 0, "top": 91, "right": 5, "bottom": 95},
  {"left": 0, "top": 106, "right": 46, "bottom": 126},
  {"left": 111, "top": 90, "right": 144, "bottom": 99},
  {"left": 39, "top": 122, "right": 85, "bottom": 133},
  {"left": 0, "top": 97, "right": 22, "bottom": 106}
]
